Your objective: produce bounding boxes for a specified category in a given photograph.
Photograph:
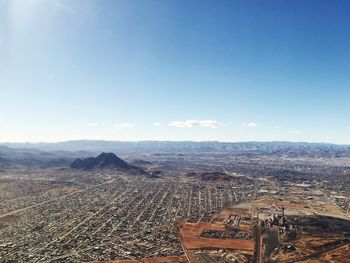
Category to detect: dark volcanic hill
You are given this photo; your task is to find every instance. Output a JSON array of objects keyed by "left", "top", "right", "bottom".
[{"left": 71, "top": 152, "right": 134, "bottom": 170}]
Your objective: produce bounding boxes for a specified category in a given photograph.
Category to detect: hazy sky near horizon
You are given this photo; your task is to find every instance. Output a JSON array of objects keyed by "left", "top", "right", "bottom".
[{"left": 1, "top": 0, "right": 350, "bottom": 143}]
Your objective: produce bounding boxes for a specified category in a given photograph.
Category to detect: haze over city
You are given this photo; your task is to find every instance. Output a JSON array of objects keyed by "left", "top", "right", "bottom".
[{"left": 1, "top": 0, "right": 350, "bottom": 143}]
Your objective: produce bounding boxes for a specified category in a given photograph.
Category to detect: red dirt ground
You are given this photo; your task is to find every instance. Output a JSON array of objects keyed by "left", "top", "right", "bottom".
[
  {"left": 179, "top": 221, "right": 255, "bottom": 251},
  {"left": 90, "top": 255, "right": 188, "bottom": 263}
]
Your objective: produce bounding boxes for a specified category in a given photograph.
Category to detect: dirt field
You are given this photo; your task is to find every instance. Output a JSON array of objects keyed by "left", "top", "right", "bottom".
[
  {"left": 213, "top": 206, "right": 252, "bottom": 223},
  {"left": 179, "top": 221, "right": 255, "bottom": 251},
  {"left": 90, "top": 255, "right": 188, "bottom": 263},
  {"left": 252, "top": 195, "right": 307, "bottom": 210},
  {"left": 305, "top": 244, "right": 350, "bottom": 263},
  {"left": 0, "top": 214, "right": 16, "bottom": 227}
]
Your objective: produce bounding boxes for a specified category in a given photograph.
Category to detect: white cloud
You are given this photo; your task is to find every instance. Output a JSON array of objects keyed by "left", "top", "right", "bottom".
[
  {"left": 153, "top": 122, "right": 163, "bottom": 127},
  {"left": 289, "top": 130, "right": 301, "bottom": 134},
  {"left": 114, "top": 123, "right": 136, "bottom": 128},
  {"left": 242, "top": 122, "right": 259, "bottom": 128},
  {"left": 168, "top": 120, "right": 221, "bottom": 129},
  {"left": 88, "top": 122, "right": 107, "bottom": 127}
]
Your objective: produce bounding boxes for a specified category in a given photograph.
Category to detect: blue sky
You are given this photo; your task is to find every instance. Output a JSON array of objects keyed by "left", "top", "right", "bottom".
[{"left": 1, "top": 0, "right": 350, "bottom": 143}]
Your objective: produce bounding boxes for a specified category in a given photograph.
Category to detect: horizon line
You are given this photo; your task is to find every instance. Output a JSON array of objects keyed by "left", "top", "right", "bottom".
[{"left": 1, "top": 139, "right": 349, "bottom": 146}]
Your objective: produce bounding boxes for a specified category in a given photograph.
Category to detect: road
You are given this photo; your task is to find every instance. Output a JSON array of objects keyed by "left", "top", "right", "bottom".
[{"left": 254, "top": 220, "right": 263, "bottom": 263}]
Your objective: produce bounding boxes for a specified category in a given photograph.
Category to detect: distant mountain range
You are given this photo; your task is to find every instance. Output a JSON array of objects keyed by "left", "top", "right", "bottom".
[
  {"left": 2, "top": 140, "right": 350, "bottom": 158},
  {"left": 0, "top": 145, "right": 92, "bottom": 168},
  {"left": 1, "top": 140, "right": 350, "bottom": 168}
]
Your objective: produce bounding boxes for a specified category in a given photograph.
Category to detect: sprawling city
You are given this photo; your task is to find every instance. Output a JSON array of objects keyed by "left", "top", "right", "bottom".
[{"left": 0, "top": 142, "right": 349, "bottom": 262}]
